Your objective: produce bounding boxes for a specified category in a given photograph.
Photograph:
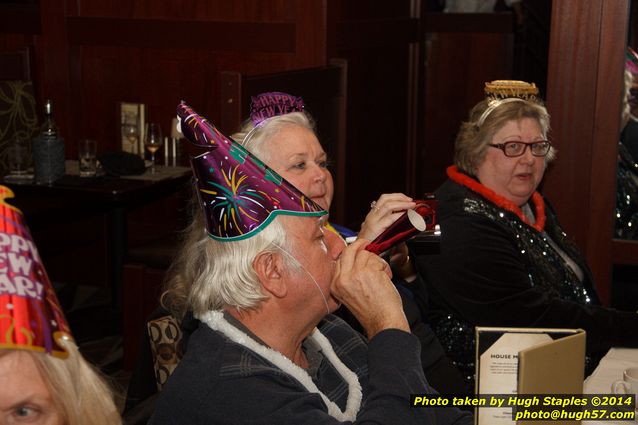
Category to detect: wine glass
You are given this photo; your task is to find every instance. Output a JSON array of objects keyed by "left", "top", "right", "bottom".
[
  {"left": 144, "top": 122, "right": 163, "bottom": 174},
  {"left": 121, "top": 113, "right": 139, "bottom": 154}
]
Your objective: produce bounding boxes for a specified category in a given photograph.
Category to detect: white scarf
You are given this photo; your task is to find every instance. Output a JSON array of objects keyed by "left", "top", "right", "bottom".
[{"left": 199, "top": 310, "right": 362, "bottom": 421}]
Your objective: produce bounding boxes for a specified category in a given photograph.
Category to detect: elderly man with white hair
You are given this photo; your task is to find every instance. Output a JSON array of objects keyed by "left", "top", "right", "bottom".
[{"left": 149, "top": 103, "right": 472, "bottom": 425}]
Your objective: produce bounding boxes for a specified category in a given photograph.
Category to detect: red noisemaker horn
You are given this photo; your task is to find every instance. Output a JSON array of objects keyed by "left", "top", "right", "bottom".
[{"left": 365, "top": 198, "right": 437, "bottom": 255}]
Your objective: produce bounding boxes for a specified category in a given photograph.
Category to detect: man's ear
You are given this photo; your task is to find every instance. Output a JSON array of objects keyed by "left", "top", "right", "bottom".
[{"left": 253, "top": 251, "right": 287, "bottom": 298}]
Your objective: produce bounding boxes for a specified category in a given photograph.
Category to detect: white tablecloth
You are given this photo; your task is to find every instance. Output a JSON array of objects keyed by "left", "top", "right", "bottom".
[{"left": 583, "top": 348, "right": 638, "bottom": 424}]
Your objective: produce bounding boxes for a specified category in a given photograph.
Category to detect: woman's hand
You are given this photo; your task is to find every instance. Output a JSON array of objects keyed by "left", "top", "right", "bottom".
[
  {"left": 387, "top": 243, "right": 417, "bottom": 282},
  {"left": 359, "top": 193, "right": 416, "bottom": 241}
]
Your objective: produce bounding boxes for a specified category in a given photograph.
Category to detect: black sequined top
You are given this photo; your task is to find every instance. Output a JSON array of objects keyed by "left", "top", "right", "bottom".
[{"left": 414, "top": 171, "right": 638, "bottom": 388}]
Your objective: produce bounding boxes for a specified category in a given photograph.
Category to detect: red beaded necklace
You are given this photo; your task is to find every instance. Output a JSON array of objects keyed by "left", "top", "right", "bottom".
[{"left": 447, "top": 165, "right": 546, "bottom": 232}]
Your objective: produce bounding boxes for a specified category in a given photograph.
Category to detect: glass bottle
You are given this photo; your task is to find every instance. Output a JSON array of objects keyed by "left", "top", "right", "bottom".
[
  {"left": 40, "top": 99, "right": 58, "bottom": 141},
  {"left": 33, "top": 98, "right": 65, "bottom": 184}
]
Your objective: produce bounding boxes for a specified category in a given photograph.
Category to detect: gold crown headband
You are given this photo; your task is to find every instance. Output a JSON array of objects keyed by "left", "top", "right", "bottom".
[{"left": 476, "top": 80, "right": 539, "bottom": 127}]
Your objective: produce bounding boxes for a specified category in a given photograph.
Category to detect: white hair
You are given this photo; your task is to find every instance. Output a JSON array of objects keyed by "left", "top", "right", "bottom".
[
  {"left": 232, "top": 112, "right": 315, "bottom": 162},
  {"left": 187, "top": 215, "right": 300, "bottom": 317},
  {"left": 162, "top": 111, "right": 316, "bottom": 320}
]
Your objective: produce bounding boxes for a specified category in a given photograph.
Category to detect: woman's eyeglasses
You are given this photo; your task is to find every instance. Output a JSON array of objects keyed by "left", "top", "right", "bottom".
[{"left": 488, "top": 141, "right": 552, "bottom": 157}]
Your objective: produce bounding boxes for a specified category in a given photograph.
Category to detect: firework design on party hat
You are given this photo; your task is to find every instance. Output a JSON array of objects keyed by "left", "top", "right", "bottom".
[
  {"left": 0, "top": 185, "right": 72, "bottom": 358},
  {"left": 177, "top": 101, "right": 326, "bottom": 241}
]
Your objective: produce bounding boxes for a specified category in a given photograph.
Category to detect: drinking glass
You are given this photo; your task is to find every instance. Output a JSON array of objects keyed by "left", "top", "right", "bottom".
[
  {"left": 144, "top": 123, "right": 163, "bottom": 173},
  {"left": 122, "top": 113, "right": 140, "bottom": 154},
  {"left": 7, "top": 139, "right": 29, "bottom": 176},
  {"left": 78, "top": 139, "right": 97, "bottom": 178}
]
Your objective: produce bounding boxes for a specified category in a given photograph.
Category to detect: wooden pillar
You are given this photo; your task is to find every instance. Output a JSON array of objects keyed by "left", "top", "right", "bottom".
[{"left": 544, "top": 0, "right": 629, "bottom": 305}]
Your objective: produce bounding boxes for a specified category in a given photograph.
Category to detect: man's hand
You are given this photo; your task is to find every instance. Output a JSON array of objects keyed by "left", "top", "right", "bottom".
[{"left": 331, "top": 239, "right": 409, "bottom": 339}]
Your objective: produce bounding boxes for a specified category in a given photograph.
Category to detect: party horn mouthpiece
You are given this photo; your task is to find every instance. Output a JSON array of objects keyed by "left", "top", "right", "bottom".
[{"left": 365, "top": 199, "right": 437, "bottom": 255}]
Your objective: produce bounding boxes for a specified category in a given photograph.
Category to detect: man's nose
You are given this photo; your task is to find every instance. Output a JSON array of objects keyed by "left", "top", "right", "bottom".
[{"left": 324, "top": 227, "right": 345, "bottom": 259}]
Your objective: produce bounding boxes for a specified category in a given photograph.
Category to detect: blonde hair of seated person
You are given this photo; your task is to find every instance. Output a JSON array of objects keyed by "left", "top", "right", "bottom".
[{"left": 0, "top": 339, "right": 122, "bottom": 425}]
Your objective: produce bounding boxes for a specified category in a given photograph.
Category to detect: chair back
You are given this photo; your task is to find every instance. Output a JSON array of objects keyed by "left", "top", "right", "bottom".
[
  {"left": 147, "top": 314, "right": 184, "bottom": 391},
  {"left": 218, "top": 60, "right": 348, "bottom": 223}
]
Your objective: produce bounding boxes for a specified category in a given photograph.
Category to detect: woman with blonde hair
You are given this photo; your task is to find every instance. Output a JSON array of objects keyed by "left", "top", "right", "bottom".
[
  {"left": 0, "top": 185, "right": 121, "bottom": 425},
  {"left": 0, "top": 341, "right": 121, "bottom": 425}
]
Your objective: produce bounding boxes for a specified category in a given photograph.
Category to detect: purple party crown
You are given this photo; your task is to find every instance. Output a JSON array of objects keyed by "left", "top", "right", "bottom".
[
  {"left": 177, "top": 101, "right": 326, "bottom": 241},
  {"left": 250, "top": 92, "right": 305, "bottom": 126}
]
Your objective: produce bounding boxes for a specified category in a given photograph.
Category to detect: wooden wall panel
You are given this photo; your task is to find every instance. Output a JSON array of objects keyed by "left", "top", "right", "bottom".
[
  {"left": 37, "top": 0, "right": 73, "bottom": 148},
  {"left": 330, "top": 0, "right": 419, "bottom": 229},
  {"left": 2, "top": 0, "right": 327, "bottom": 159},
  {"left": 66, "top": 18, "right": 296, "bottom": 51},
  {"left": 587, "top": 2, "right": 630, "bottom": 305},
  {"left": 0, "top": 0, "right": 328, "bottom": 291},
  {"left": 338, "top": 46, "right": 413, "bottom": 229},
  {"left": 75, "top": 0, "right": 300, "bottom": 20},
  {"left": 419, "top": 23, "right": 514, "bottom": 194},
  {"left": 544, "top": 0, "right": 629, "bottom": 305},
  {"left": 0, "top": 2, "right": 40, "bottom": 35}
]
